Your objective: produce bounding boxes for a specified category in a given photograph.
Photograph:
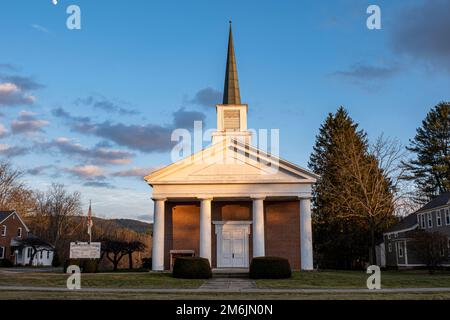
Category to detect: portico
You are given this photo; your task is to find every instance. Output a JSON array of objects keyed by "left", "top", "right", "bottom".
[{"left": 145, "top": 23, "right": 317, "bottom": 271}]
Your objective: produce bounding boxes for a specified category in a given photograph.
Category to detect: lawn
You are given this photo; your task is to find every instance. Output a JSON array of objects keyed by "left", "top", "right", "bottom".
[
  {"left": 256, "top": 270, "right": 450, "bottom": 289},
  {"left": 0, "top": 272, "right": 204, "bottom": 289}
]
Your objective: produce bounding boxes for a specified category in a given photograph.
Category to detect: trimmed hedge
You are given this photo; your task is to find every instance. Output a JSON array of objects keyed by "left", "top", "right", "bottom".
[
  {"left": 172, "top": 256, "right": 212, "bottom": 279},
  {"left": 249, "top": 256, "right": 292, "bottom": 279},
  {"left": 141, "top": 257, "right": 152, "bottom": 270},
  {"left": 0, "top": 259, "right": 14, "bottom": 268},
  {"left": 64, "top": 259, "right": 98, "bottom": 273}
]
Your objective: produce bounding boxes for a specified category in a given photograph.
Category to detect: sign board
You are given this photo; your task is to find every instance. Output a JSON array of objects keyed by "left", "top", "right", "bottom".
[{"left": 70, "top": 242, "right": 101, "bottom": 259}]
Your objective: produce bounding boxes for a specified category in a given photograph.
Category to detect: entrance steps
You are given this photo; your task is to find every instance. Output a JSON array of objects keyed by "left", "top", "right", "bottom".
[{"left": 212, "top": 268, "right": 249, "bottom": 278}]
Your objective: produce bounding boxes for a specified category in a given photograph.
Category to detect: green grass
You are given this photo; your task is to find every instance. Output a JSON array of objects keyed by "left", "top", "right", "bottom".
[
  {"left": 1, "top": 290, "right": 450, "bottom": 300},
  {"left": 256, "top": 270, "right": 450, "bottom": 289},
  {"left": 0, "top": 272, "right": 204, "bottom": 289}
]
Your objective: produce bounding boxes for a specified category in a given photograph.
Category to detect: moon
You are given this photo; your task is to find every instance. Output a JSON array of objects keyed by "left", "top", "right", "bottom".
[{"left": 52, "top": 0, "right": 58, "bottom": 5}]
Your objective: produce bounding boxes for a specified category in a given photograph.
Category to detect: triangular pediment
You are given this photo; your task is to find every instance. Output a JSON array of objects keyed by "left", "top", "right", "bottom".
[{"left": 145, "top": 139, "right": 317, "bottom": 185}]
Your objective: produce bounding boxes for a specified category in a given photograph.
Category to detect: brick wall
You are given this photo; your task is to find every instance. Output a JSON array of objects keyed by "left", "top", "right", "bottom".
[{"left": 264, "top": 201, "right": 301, "bottom": 269}]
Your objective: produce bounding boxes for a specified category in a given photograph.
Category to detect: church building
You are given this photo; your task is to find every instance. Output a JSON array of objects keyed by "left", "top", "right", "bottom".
[{"left": 145, "top": 24, "right": 317, "bottom": 271}]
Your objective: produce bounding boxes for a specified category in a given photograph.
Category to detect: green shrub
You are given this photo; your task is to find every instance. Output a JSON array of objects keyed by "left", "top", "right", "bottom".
[
  {"left": 52, "top": 251, "right": 60, "bottom": 267},
  {"left": 172, "top": 256, "right": 212, "bottom": 279},
  {"left": 64, "top": 259, "right": 98, "bottom": 273},
  {"left": 82, "top": 259, "right": 98, "bottom": 273},
  {"left": 64, "top": 259, "right": 80, "bottom": 272},
  {"left": 249, "top": 256, "right": 291, "bottom": 279},
  {"left": 141, "top": 257, "right": 152, "bottom": 270},
  {"left": 0, "top": 259, "right": 14, "bottom": 268}
]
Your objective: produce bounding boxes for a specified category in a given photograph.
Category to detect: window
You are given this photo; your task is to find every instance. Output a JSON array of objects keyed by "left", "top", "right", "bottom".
[
  {"left": 420, "top": 214, "right": 426, "bottom": 229},
  {"left": 388, "top": 243, "right": 392, "bottom": 252},
  {"left": 27, "top": 248, "right": 31, "bottom": 258},
  {"left": 427, "top": 212, "right": 433, "bottom": 228},
  {"left": 47, "top": 251, "right": 50, "bottom": 259},
  {"left": 1, "top": 225, "right": 6, "bottom": 237},
  {"left": 0, "top": 246, "right": 4, "bottom": 259},
  {"left": 398, "top": 242, "right": 404, "bottom": 258},
  {"left": 388, "top": 234, "right": 391, "bottom": 240},
  {"left": 17, "top": 227, "right": 22, "bottom": 238},
  {"left": 395, "top": 233, "right": 398, "bottom": 238},
  {"left": 39, "top": 251, "right": 43, "bottom": 259},
  {"left": 437, "top": 210, "right": 442, "bottom": 227},
  {"left": 446, "top": 209, "right": 450, "bottom": 225}
]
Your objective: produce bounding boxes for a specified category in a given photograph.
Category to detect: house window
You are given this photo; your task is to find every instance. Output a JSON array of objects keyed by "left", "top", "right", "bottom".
[
  {"left": 420, "top": 214, "right": 426, "bottom": 229},
  {"left": 39, "top": 251, "right": 43, "bottom": 259},
  {"left": 388, "top": 234, "right": 391, "bottom": 240},
  {"left": 446, "top": 209, "right": 450, "bottom": 225},
  {"left": 395, "top": 233, "right": 398, "bottom": 238},
  {"left": 388, "top": 243, "right": 392, "bottom": 252},
  {"left": 17, "top": 227, "right": 22, "bottom": 238},
  {"left": 427, "top": 213, "right": 433, "bottom": 228},
  {"left": 0, "top": 246, "right": 4, "bottom": 259},
  {"left": 1, "top": 225, "right": 6, "bottom": 237},
  {"left": 47, "top": 251, "right": 50, "bottom": 259},
  {"left": 437, "top": 211, "right": 442, "bottom": 227},
  {"left": 398, "top": 242, "right": 404, "bottom": 258},
  {"left": 27, "top": 248, "right": 31, "bottom": 258}
]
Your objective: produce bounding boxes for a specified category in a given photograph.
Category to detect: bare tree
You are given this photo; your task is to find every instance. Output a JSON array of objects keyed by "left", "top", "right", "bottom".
[
  {"left": 33, "top": 183, "right": 82, "bottom": 249},
  {"left": 0, "top": 162, "right": 35, "bottom": 214},
  {"left": 410, "top": 230, "right": 449, "bottom": 273},
  {"left": 326, "top": 134, "right": 402, "bottom": 264}
]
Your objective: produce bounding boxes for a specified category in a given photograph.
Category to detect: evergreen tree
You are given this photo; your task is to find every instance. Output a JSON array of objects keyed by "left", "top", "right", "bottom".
[
  {"left": 404, "top": 102, "right": 450, "bottom": 201},
  {"left": 309, "top": 107, "right": 396, "bottom": 268},
  {"left": 309, "top": 107, "right": 369, "bottom": 269}
]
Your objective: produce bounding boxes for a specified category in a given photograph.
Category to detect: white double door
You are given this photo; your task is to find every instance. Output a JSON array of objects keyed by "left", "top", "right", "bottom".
[{"left": 216, "top": 223, "right": 250, "bottom": 268}]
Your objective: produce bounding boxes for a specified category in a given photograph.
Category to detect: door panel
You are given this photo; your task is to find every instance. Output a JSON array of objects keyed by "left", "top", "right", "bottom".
[
  {"left": 232, "top": 230, "right": 245, "bottom": 267},
  {"left": 221, "top": 231, "right": 233, "bottom": 267},
  {"left": 218, "top": 226, "right": 248, "bottom": 268}
]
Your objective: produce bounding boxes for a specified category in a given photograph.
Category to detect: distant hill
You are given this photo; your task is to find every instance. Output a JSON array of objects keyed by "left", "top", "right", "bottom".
[
  {"left": 113, "top": 218, "right": 152, "bottom": 235},
  {"left": 75, "top": 216, "right": 152, "bottom": 236}
]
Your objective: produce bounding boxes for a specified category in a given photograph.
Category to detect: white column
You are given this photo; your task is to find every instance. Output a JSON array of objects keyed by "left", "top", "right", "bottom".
[
  {"left": 152, "top": 198, "right": 166, "bottom": 271},
  {"left": 300, "top": 198, "right": 313, "bottom": 270},
  {"left": 252, "top": 196, "right": 265, "bottom": 257},
  {"left": 199, "top": 197, "right": 212, "bottom": 264}
]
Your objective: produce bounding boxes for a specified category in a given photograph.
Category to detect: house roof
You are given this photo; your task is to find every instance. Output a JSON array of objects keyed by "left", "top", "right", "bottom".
[
  {"left": 386, "top": 212, "right": 418, "bottom": 233},
  {"left": 0, "top": 210, "right": 15, "bottom": 223},
  {"left": 417, "top": 192, "right": 450, "bottom": 212},
  {"left": 385, "top": 192, "right": 450, "bottom": 234},
  {"left": 145, "top": 138, "right": 318, "bottom": 186}
]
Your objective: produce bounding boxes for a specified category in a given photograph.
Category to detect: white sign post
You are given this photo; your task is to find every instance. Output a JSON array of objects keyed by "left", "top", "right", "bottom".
[{"left": 70, "top": 242, "right": 101, "bottom": 259}]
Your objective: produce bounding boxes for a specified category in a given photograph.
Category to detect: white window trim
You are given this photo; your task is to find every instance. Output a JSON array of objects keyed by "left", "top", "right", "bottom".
[
  {"left": 446, "top": 209, "right": 450, "bottom": 226},
  {"left": 398, "top": 242, "right": 404, "bottom": 258},
  {"left": 420, "top": 214, "right": 426, "bottom": 229},
  {"left": 1, "top": 225, "right": 6, "bottom": 237},
  {"left": 17, "top": 227, "right": 22, "bottom": 238},
  {"left": 427, "top": 212, "right": 433, "bottom": 228},
  {"left": 0, "top": 246, "right": 4, "bottom": 259},
  {"left": 437, "top": 211, "right": 442, "bottom": 227}
]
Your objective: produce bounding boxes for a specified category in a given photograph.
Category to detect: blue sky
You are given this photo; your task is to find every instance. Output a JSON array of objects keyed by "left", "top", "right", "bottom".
[{"left": 0, "top": 0, "right": 449, "bottom": 221}]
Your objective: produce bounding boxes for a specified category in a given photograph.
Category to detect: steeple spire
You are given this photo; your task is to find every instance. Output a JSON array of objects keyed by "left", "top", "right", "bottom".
[{"left": 223, "top": 21, "right": 241, "bottom": 105}]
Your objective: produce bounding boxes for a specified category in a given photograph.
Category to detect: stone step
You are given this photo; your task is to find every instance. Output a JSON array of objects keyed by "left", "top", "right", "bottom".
[{"left": 212, "top": 268, "right": 249, "bottom": 278}]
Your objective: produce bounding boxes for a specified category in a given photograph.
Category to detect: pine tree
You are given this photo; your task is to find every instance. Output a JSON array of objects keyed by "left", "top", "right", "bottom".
[
  {"left": 309, "top": 107, "right": 369, "bottom": 269},
  {"left": 404, "top": 102, "right": 450, "bottom": 201},
  {"left": 309, "top": 107, "right": 396, "bottom": 267}
]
